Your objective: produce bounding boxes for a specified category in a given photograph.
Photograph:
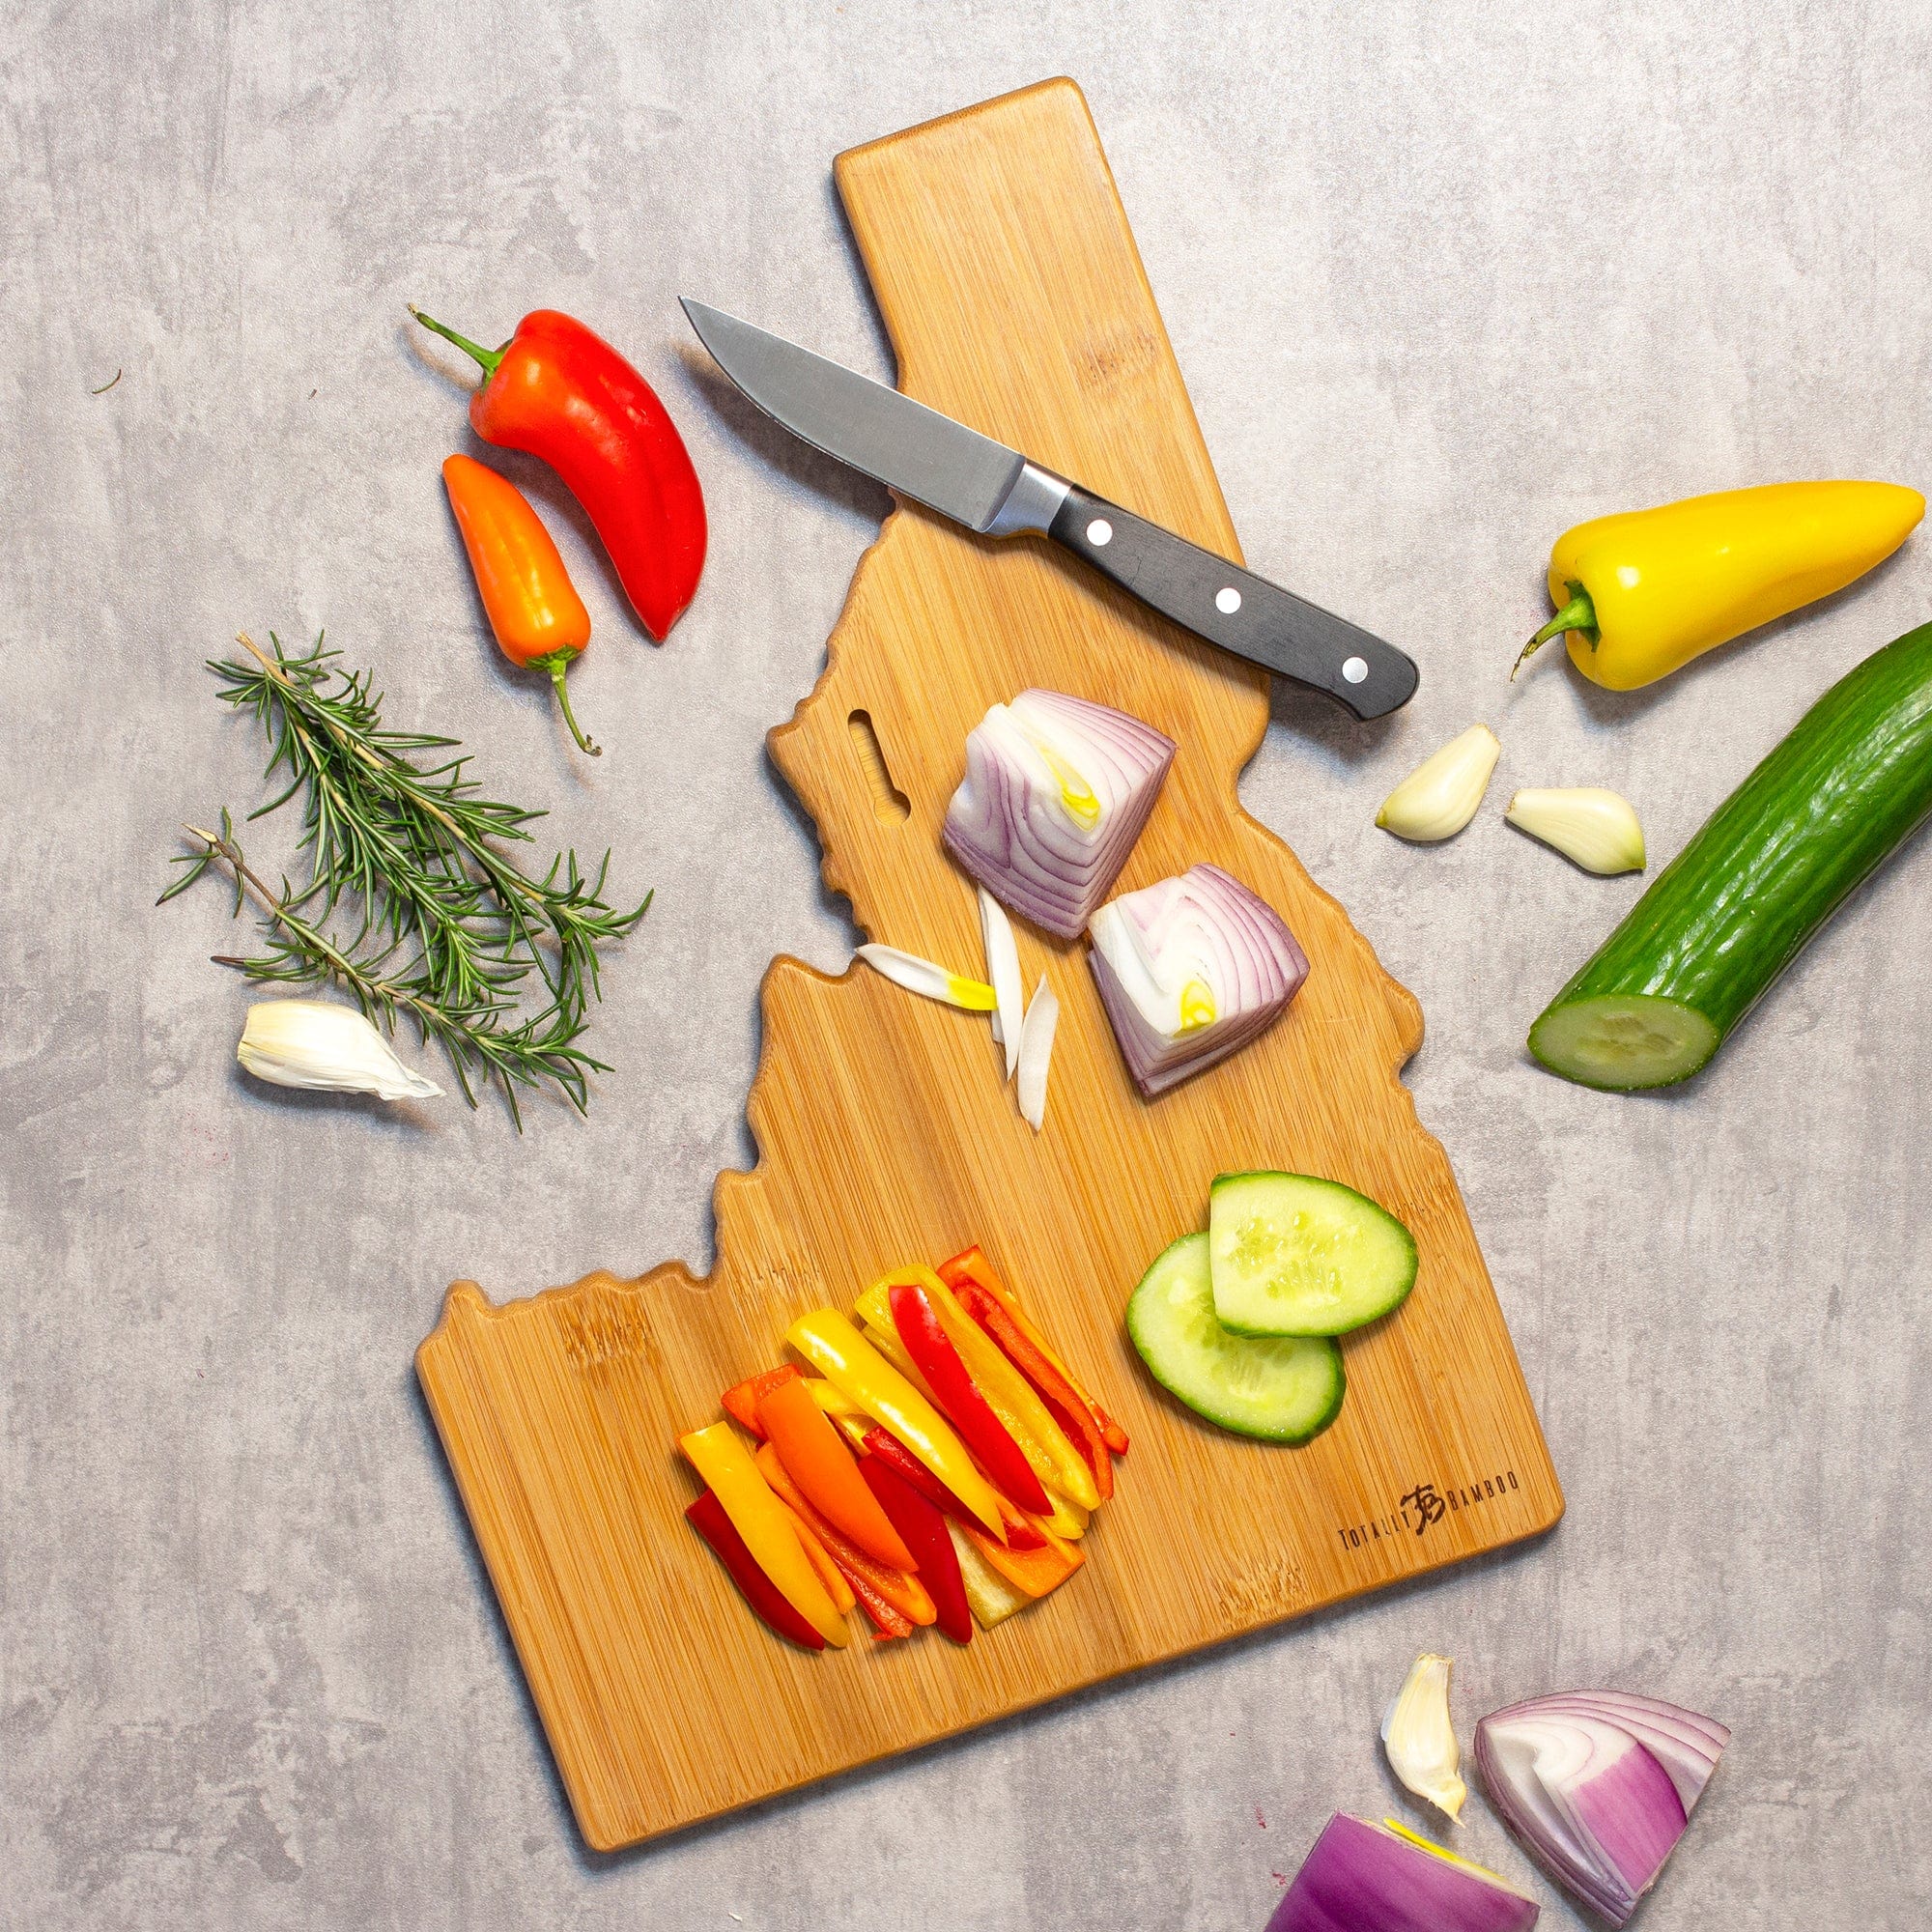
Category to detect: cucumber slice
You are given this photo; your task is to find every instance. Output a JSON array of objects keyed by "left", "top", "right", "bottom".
[
  {"left": 1532, "top": 619, "right": 1932, "bottom": 1090},
  {"left": 1126, "top": 1233, "right": 1344, "bottom": 1443},
  {"left": 1208, "top": 1171, "right": 1418, "bottom": 1337}
]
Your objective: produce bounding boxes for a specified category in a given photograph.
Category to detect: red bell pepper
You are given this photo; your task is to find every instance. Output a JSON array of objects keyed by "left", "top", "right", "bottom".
[
  {"left": 888, "top": 1282, "right": 1051, "bottom": 1516},
  {"left": 861, "top": 1428, "right": 1048, "bottom": 1550},
  {"left": 860, "top": 1457, "right": 972, "bottom": 1644},
  {"left": 720, "top": 1363, "right": 801, "bottom": 1438},
  {"left": 411, "top": 306, "right": 706, "bottom": 640},
  {"left": 685, "top": 1488, "right": 824, "bottom": 1651},
  {"left": 938, "top": 1245, "right": 1128, "bottom": 1455},
  {"left": 952, "top": 1280, "right": 1113, "bottom": 1498}
]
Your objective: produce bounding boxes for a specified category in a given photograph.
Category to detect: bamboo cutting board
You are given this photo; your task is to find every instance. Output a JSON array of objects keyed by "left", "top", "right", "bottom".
[{"left": 418, "top": 77, "right": 1560, "bottom": 1853}]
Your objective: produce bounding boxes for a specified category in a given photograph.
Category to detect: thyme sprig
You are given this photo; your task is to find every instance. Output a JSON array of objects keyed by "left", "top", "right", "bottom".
[{"left": 162, "top": 633, "right": 648, "bottom": 1122}]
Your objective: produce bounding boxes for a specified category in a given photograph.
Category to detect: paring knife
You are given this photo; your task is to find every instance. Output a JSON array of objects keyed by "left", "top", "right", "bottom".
[{"left": 681, "top": 298, "right": 1418, "bottom": 720}]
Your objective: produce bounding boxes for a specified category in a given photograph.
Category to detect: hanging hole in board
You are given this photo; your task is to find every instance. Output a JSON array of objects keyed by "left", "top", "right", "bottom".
[{"left": 847, "top": 710, "right": 911, "bottom": 824}]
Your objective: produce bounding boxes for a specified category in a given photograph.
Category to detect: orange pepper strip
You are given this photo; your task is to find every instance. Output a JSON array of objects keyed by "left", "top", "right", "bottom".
[
  {"left": 958, "top": 1518, "right": 1085, "bottom": 1600},
  {"left": 721, "top": 1363, "right": 803, "bottom": 1438},
  {"left": 755, "top": 1443, "right": 937, "bottom": 1628},
  {"left": 939, "top": 1246, "right": 1129, "bottom": 1455},
  {"left": 771, "top": 1495, "right": 855, "bottom": 1614},
  {"left": 758, "top": 1376, "right": 919, "bottom": 1572},
  {"left": 440, "top": 452, "right": 601, "bottom": 756}
]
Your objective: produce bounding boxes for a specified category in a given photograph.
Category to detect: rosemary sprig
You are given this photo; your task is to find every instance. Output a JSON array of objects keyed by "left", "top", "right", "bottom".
[{"left": 162, "top": 633, "right": 649, "bottom": 1123}]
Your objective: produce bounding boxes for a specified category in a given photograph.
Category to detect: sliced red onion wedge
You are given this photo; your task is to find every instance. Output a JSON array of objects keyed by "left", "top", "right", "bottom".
[
  {"left": 1088, "top": 863, "right": 1308, "bottom": 1097},
  {"left": 1267, "top": 1813, "right": 1539, "bottom": 1932},
  {"left": 943, "top": 689, "right": 1176, "bottom": 940},
  {"left": 1475, "top": 1692, "right": 1727, "bottom": 1926}
]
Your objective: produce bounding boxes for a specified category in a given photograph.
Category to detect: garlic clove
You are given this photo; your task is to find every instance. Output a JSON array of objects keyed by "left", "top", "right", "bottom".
[
  {"left": 855, "top": 943, "right": 998, "bottom": 1011},
  {"left": 1381, "top": 1652, "right": 1467, "bottom": 1821},
  {"left": 237, "top": 999, "right": 442, "bottom": 1101},
  {"left": 1377, "top": 724, "right": 1501, "bottom": 843},
  {"left": 1505, "top": 786, "right": 1646, "bottom": 875}
]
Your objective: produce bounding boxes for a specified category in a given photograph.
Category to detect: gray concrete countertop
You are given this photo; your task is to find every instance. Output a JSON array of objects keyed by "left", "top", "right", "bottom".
[{"left": 5, "top": 4, "right": 1928, "bottom": 1927}]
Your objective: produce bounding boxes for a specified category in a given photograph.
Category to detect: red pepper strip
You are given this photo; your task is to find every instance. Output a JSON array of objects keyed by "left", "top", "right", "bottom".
[
  {"left": 939, "top": 1246, "right": 1129, "bottom": 1456},
  {"left": 952, "top": 1281, "right": 1113, "bottom": 1499},
  {"left": 860, "top": 1457, "right": 971, "bottom": 1644},
  {"left": 888, "top": 1283, "right": 1051, "bottom": 1516},
  {"left": 411, "top": 307, "right": 706, "bottom": 640},
  {"left": 755, "top": 1444, "right": 935, "bottom": 1631},
  {"left": 861, "top": 1429, "right": 1048, "bottom": 1550},
  {"left": 720, "top": 1363, "right": 802, "bottom": 1438},
  {"left": 685, "top": 1489, "right": 824, "bottom": 1651}
]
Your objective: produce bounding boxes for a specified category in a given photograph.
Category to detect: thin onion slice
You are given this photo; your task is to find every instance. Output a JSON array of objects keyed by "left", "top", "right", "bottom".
[
  {"left": 979, "top": 888, "right": 1024, "bottom": 1078},
  {"left": 855, "top": 944, "right": 997, "bottom": 1011},
  {"left": 1014, "top": 975, "right": 1058, "bottom": 1130},
  {"left": 943, "top": 689, "right": 1176, "bottom": 940},
  {"left": 1267, "top": 1813, "right": 1539, "bottom": 1932},
  {"left": 1475, "top": 1691, "right": 1727, "bottom": 1926},
  {"left": 1087, "top": 864, "right": 1308, "bottom": 1097}
]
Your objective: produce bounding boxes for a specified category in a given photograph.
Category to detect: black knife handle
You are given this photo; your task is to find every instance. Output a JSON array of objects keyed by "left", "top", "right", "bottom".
[{"left": 1045, "top": 484, "right": 1418, "bottom": 720}]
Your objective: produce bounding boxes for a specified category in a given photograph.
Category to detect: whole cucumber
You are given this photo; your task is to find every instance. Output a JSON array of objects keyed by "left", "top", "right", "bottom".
[{"left": 1530, "top": 619, "right": 1932, "bottom": 1090}]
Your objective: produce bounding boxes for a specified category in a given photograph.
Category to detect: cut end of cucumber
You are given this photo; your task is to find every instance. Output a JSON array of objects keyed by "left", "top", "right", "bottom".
[
  {"left": 1528, "top": 993, "right": 1719, "bottom": 1091},
  {"left": 1127, "top": 1233, "right": 1345, "bottom": 1444},
  {"left": 1208, "top": 1172, "right": 1418, "bottom": 1338}
]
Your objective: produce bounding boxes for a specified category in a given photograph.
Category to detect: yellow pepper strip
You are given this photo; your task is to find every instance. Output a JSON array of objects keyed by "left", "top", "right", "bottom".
[
  {"left": 908, "top": 1269, "right": 1103, "bottom": 1512},
  {"left": 1514, "top": 480, "right": 1924, "bottom": 690},
  {"left": 679, "top": 1423, "right": 848, "bottom": 1647},
  {"left": 771, "top": 1494, "right": 858, "bottom": 1615},
  {"left": 946, "top": 1520, "right": 1031, "bottom": 1630},
  {"left": 785, "top": 1310, "right": 1007, "bottom": 1538}
]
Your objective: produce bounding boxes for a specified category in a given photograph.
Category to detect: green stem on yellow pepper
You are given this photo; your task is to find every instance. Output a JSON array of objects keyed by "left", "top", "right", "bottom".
[{"left": 1512, "top": 581, "right": 1600, "bottom": 680}]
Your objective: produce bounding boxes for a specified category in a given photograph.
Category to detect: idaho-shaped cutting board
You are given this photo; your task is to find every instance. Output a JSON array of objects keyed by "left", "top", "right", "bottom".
[{"left": 417, "top": 76, "right": 1560, "bottom": 1852}]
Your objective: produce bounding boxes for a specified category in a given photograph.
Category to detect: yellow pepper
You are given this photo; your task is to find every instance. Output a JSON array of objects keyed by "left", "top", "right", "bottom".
[
  {"left": 679, "top": 1422, "right": 848, "bottom": 1647},
  {"left": 875, "top": 1267, "right": 1102, "bottom": 1512},
  {"left": 785, "top": 1310, "right": 1008, "bottom": 1537},
  {"left": 1514, "top": 480, "right": 1923, "bottom": 690}
]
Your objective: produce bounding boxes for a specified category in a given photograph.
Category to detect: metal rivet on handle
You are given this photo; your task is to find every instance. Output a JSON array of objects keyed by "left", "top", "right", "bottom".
[
  {"left": 1342, "top": 656, "right": 1369, "bottom": 684},
  {"left": 1215, "top": 586, "right": 1242, "bottom": 614},
  {"left": 1086, "top": 519, "right": 1113, "bottom": 547}
]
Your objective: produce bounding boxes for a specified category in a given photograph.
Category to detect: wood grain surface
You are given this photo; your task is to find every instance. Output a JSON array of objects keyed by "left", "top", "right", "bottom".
[{"left": 416, "top": 76, "right": 1560, "bottom": 1854}]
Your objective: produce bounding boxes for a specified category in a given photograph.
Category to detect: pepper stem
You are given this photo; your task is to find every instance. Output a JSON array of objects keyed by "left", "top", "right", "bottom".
[
  {"left": 1511, "top": 581, "right": 1599, "bottom": 680},
  {"left": 530, "top": 650, "right": 600, "bottom": 756},
  {"left": 408, "top": 304, "right": 505, "bottom": 380}
]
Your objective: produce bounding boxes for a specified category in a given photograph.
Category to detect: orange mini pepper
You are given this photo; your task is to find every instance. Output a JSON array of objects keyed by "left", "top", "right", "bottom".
[
  {"left": 757, "top": 1375, "right": 918, "bottom": 1572},
  {"left": 440, "top": 452, "right": 600, "bottom": 756}
]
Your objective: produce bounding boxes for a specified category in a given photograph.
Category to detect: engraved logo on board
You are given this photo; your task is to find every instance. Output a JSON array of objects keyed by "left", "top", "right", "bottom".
[{"left": 1337, "top": 1467, "right": 1520, "bottom": 1552}]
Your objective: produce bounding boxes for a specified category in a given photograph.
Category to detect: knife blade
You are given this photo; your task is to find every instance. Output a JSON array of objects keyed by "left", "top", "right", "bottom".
[{"left": 681, "top": 299, "right": 1417, "bottom": 720}]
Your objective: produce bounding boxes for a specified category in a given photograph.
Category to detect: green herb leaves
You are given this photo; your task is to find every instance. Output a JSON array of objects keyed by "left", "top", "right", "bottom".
[{"left": 163, "top": 633, "right": 647, "bottom": 1123}]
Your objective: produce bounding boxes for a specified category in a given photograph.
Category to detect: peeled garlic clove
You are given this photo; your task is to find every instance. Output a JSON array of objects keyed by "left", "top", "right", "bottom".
[
  {"left": 1381, "top": 1652, "right": 1467, "bottom": 1821},
  {"left": 237, "top": 999, "right": 442, "bottom": 1101},
  {"left": 855, "top": 943, "right": 998, "bottom": 1011},
  {"left": 1377, "top": 724, "right": 1501, "bottom": 843},
  {"left": 1506, "top": 786, "right": 1646, "bottom": 875}
]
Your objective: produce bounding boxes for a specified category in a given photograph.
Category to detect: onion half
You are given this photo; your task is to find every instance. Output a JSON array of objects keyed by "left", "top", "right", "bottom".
[
  {"left": 1267, "top": 1813, "right": 1539, "bottom": 1932},
  {"left": 943, "top": 689, "right": 1176, "bottom": 940},
  {"left": 1475, "top": 1691, "right": 1728, "bottom": 1925},
  {"left": 1087, "top": 864, "right": 1308, "bottom": 1096}
]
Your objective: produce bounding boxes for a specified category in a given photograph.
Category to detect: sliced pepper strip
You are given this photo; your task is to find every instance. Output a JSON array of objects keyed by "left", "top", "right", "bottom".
[
  {"left": 680, "top": 1423, "right": 847, "bottom": 1647},
  {"left": 861, "top": 1427, "right": 1048, "bottom": 1549},
  {"left": 685, "top": 1489, "right": 825, "bottom": 1651},
  {"left": 887, "top": 1281, "right": 1052, "bottom": 1516},
  {"left": 777, "top": 1496, "right": 856, "bottom": 1614},
  {"left": 785, "top": 1310, "right": 1006, "bottom": 1538},
  {"left": 908, "top": 1269, "right": 1099, "bottom": 1511},
  {"left": 939, "top": 1245, "right": 1129, "bottom": 1454},
  {"left": 721, "top": 1363, "right": 802, "bottom": 1438},
  {"left": 953, "top": 1278, "right": 1113, "bottom": 1498},
  {"left": 860, "top": 1456, "right": 972, "bottom": 1644},
  {"left": 947, "top": 1520, "right": 1031, "bottom": 1631},
  {"left": 755, "top": 1442, "right": 936, "bottom": 1630},
  {"left": 758, "top": 1376, "right": 919, "bottom": 1571},
  {"left": 959, "top": 1517, "right": 1085, "bottom": 1600}
]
